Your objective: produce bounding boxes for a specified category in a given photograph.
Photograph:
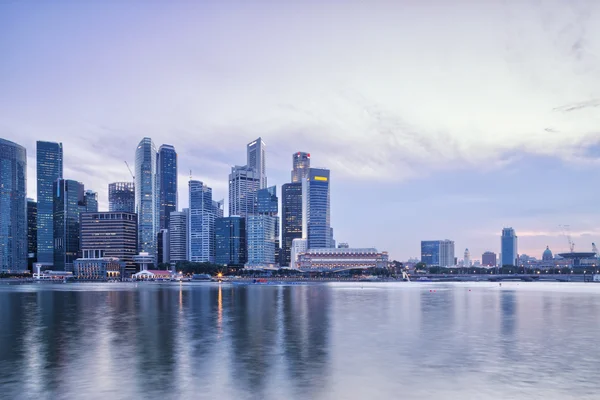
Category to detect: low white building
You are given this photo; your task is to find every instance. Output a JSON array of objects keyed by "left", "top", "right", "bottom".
[{"left": 296, "top": 248, "right": 389, "bottom": 271}]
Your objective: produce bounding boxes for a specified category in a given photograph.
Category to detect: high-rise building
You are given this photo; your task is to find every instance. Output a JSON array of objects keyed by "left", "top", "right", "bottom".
[
  {"left": 291, "top": 152, "right": 310, "bottom": 183},
  {"left": 189, "top": 180, "right": 215, "bottom": 263},
  {"left": 501, "top": 227, "right": 518, "bottom": 267},
  {"left": 246, "top": 186, "right": 278, "bottom": 267},
  {"left": 215, "top": 216, "right": 246, "bottom": 267},
  {"left": 108, "top": 182, "right": 135, "bottom": 213},
  {"left": 228, "top": 165, "right": 260, "bottom": 217},
  {"left": 158, "top": 145, "right": 177, "bottom": 230},
  {"left": 421, "top": 240, "right": 455, "bottom": 267},
  {"left": 169, "top": 209, "right": 188, "bottom": 265},
  {"left": 247, "top": 137, "right": 267, "bottom": 189},
  {"left": 84, "top": 190, "right": 98, "bottom": 212},
  {"left": 482, "top": 251, "right": 497, "bottom": 267},
  {"left": 213, "top": 199, "right": 224, "bottom": 219},
  {"left": 463, "top": 248, "right": 471, "bottom": 268},
  {"left": 135, "top": 137, "right": 158, "bottom": 260},
  {"left": 53, "top": 179, "right": 86, "bottom": 271},
  {"left": 0, "top": 139, "right": 27, "bottom": 272},
  {"left": 36, "top": 140, "right": 63, "bottom": 265},
  {"left": 157, "top": 229, "right": 170, "bottom": 265},
  {"left": 80, "top": 212, "right": 138, "bottom": 276},
  {"left": 303, "top": 168, "right": 331, "bottom": 249},
  {"left": 27, "top": 198, "right": 37, "bottom": 270}
]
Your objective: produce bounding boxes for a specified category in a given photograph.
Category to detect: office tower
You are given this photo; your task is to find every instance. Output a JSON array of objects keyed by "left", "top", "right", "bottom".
[
  {"left": 189, "top": 180, "right": 215, "bottom": 263},
  {"left": 501, "top": 227, "right": 518, "bottom": 267},
  {"left": 213, "top": 199, "right": 224, "bottom": 219},
  {"left": 27, "top": 199, "right": 37, "bottom": 270},
  {"left": 169, "top": 209, "right": 188, "bottom": 265},
  {"left": 330, "top": 227, "right": 335, "bottom": 249},
  {"left": 0, "top": 139, "right": 27, "bottom": 271},
  {"left": 135, "top": 137, "right": 158, "bottom": 260},
  {"left": 215, "top": 216, "right": 246, "bottom": 266},
  {"left": 80, "top": 212, "right": 138, "bottom": 276},
  {"left": 247, "top": 137, "right": 267, "bottom": 189},
  {"left": 53, "top": 179, "right": 85, "bottom": 271},
  {"left": 229, "top": 165, "right": 260, "bottom": 217},
  {"left": 482, "top": 251, "right": 497, "bottom": 267},
  {"left": 108, "top": 182, "right": 135, "bottom": 212},
  {"left": 158, "top": 144, "right": 177, "bottom": 230},
  {"left": 302, "top": 168, "right": 331, "bottom": 249},
  {"left": 421, "top": 240, "right": 455, "bottom": 267},
  {"left": 36, "top": 140, "right": 63, "bottom": 265},
  {"left": 157, "top": 229, "right": 170, "bottom": 265},
  {"left": 84, "top": 190, "right": 98, "bottom": 212},
  {"left": 463, "top": 248, "right": 470, "bottom": 268},
  {"left": 246, "top": 186, "right": 278, "bottom": 267},
  {"left": 291, "top": 152, "right": 310, "bottom": 183}
]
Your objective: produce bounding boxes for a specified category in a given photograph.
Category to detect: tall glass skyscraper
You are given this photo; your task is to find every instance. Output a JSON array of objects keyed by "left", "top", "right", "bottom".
[
  {"left": 420, "top": 240, "right": 455, "bottom": 267},
  {"left": 501, "top": 227, "right": 518, "bottom": 267},
  {"left": 246, "top": 186, "right": 278, "bottom": 267},
  {"left": 169, "top": 209, "right": 188, "bottom": 265},
  {"left": 215, "top": 216, "right": 246, "bottom": 266},
  {"left": 27, "top": 198, "right": 37, "bottom": 269},
  {"left": 0, "top": 139, "right": 27, "bottom": 271},
  {"left": 281, "top": 182, "right": 302, "bottom": 266},
  {"left": 247, "top": 137, "right": 267, "bottom": 189},
  {"left": 36, "top": 141, "right": 63, "bottom": 265},
  {"left": 291, "top": 152, "right": 310, "bottom": 183},
  {"left": 108, "top": 182, "right": 135, "bottom": 212},
  {"left": 228, "top": 165, "right": 260, "bottom": 217},
  {"left": 189, "top": 180, "right": 215, "bottom": 263},
  {"left": 53, "top": 179, "right": 85, "bottom": 271},
  {"left": 303, "top": 168, "right": 331, "bottom": 249},
  {"left": 84, "top": 190, "right": 98, "bottom": 212},
  {"left": 135, "top": 137, "right": 157, "bottom": 260},
  {"left": 158, "top": 144, "right": 177, "bottom": 230}
]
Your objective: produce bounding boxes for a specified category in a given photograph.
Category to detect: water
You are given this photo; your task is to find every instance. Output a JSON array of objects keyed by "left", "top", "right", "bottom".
[{"left": 1, "top": 282, "right": 600, "bottom": 400}]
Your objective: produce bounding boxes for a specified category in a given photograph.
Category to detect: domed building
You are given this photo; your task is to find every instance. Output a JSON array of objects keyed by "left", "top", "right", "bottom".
[{"left": 542, "top": 246, "right": 553, "bottom": 261}]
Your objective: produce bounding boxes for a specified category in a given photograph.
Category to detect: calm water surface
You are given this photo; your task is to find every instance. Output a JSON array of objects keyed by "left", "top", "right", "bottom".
[{"left": 1, "top": 282, "right": 600, "bottom": 400}]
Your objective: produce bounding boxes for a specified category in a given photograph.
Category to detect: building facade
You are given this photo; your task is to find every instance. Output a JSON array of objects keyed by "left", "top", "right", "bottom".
[
  {"left": 228, "top": 165, "right": 260, "bottom": 217},
  {"left": 481, "top": 251, "right": 497, "bottom": 267},
  {"left": 421, "top": 240, "right": 455, "bottom": 267},
  {"left": 290, "top": 238, "right": 307, "bottom": 269},
  {"left": 0, "top": 139, "right": 27, "bottom": 272},
  {"left": 36, "top": 140, "right": 63, "bottom": 265},
  {"left": 291, "top": 152, "right": 310, "bottom": 183},
  {"left": 80, "top": 212, "right": 138, "bottom": 276},
  {"left": 189, "top": 180, "right": 215, "bottom": 263},
  {"left": 215, "top": 216, "right": 246, "bottom": 266},
  {"left": 135, "top": 137, "right": 158, "bottom": 260},
  {"left": 158, "top": 144, "right": 177, "bottom": 230},
  {"left": 169, "top": 209, "right": 188, "bottom": 265},
  {"left": 84, "top": 190, "right": 98, "bottom": 212},
  {"left": 247, "top": 137, "right": 267, "bottom": 189},
  {"left": 281, "top": 182, "right": 303, "bottom": 266},
  {"left": 108, "top": 182, "right": 135, "bottom": 213},
  {"left": 303, "top": 168, "right": 331, "bottom": 249},
  {"left": 501, "top": 227, "right": 518, "bottom": 267},
  {"left": 53, "top": 179, "right": 86, "bottom": 271},
  {"left": 296, "top": 248, "right": 389, "bottom": 271},
  {"left": 157, "top": 229, "right": 170, "bottom": 265},
  {"left": 27, "top": 198, "right": 37, "bottom": 270},
  {"left": 74, "top": 257, "right": 125, "bottom": 280},
  {"left": 246, "top": 215, "right": 277, "bottom": 267}
]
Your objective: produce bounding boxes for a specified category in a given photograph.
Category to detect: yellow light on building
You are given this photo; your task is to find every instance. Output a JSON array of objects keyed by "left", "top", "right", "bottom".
[{"left": 314, "top": 176, "right": 328, "bottom": 181}]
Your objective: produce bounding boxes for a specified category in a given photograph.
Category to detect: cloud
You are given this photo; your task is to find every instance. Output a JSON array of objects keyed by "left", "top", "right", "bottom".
[{"left": 553, "top": 99, "right": 600, "bottom": 112}]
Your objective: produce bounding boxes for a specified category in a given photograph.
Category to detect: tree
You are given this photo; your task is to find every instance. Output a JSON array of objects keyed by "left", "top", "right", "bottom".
[{"left": 414, "top": 262, "right": 427, "bottom": 272}]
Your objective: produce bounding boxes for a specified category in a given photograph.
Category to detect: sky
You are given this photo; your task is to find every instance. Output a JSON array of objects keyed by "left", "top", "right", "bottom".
[{"left": 1, "top": 0, "right": 599, "bottom": 261}]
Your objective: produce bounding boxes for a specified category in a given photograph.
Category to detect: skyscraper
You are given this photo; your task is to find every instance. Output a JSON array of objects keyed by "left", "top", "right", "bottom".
[
  {"left": 303, "top": 168, "right": 331, "bottom": 249},
  {"left": 281, "top": 182, "right": 302, "bottom": 266},
  {"left": 158, "top": 144, "right": 177, "bottom": 230},
  {"left": 157, "top": 229, "right": 170, "bottom": 265},
  {"left": 27, "top": 198, "right": 37, "bottom": 270},
  {"left": 0, "top": 139, "right": 27, "bottom": 271},
  {"left": 53, "top": 179, "right": 85, "bottom": 271},
  {"left": 291, "top": 152, "right": 310, "bottom": 183},
  {"left": 135, "top": 137, "right": 158, "bottom": 260},
  {"left": 463, "top": 248, "right": 471, "bottom": 268},
  {"left": 189, "top": 180, "right": 215, "bottom": 263},
  {"left": 213, "top": 199, "right": 224, "bottom": 219},
  {"left": 501, "top": 227, "right": 518, "bottom": 267},
  {"left": 246, "top": 186, "right": 278, "bottom": 267},
  {"left": 247, "top": 137, "right": 267, "bottom": 189},
  {"left": 80, "top": 211, "right": 138, "bottom": 276},
  {"left": 36, "top": 141, "right": 63, "bottom": 265},
  {"left": 482, "top": 251, "right": 497, "bottom": 267},
  {"left": 228, "top": 165, "right": 260, "bottom": 217},
  {"left": 169, "top": 209, "right": 188, "bottom": 265},
  {"left": 420, "top": 240, "right": 455, "bottom": 267},
  {"left": 84, "top": 190, "right": 98, "bottom": 212},
  {"left": 215, "top": 216, "right": 246, "bottom": 267},
  {"left": 109, "top": 182, "right": 135, "bottom": 212}
]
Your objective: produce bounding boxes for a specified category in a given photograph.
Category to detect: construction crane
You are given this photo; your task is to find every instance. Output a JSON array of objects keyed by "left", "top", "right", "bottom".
[
  {"left": 559, "top": 224, "right": 575, "bottom": 252},
  {"left": 124, "top": 161, "right": 135, "bottom": 181}
]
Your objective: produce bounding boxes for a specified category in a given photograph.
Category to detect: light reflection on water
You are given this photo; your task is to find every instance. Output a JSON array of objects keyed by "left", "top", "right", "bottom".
[{"left": 1, "top": 282, "right": 600, "bottom": 399}]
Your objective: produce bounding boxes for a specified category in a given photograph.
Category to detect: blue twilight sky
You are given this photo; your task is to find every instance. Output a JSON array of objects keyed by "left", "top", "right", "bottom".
[{"left": 1, "top": 0, "right": 599, "bottom": 261}]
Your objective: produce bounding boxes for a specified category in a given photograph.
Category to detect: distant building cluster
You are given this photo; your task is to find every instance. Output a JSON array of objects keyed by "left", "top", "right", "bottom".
[{"left": 1, "top": 136, "right": 389, "bottom": 278}]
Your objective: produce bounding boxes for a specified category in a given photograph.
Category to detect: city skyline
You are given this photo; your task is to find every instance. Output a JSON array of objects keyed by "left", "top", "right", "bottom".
[{"left": 2, "top": 1, "right": 600, "bottom": 261}]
